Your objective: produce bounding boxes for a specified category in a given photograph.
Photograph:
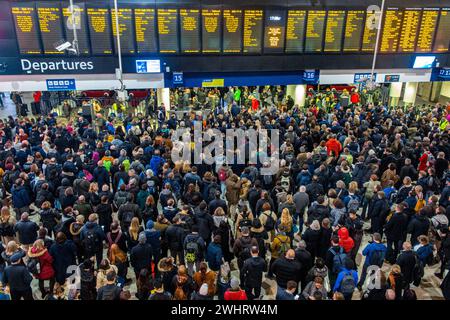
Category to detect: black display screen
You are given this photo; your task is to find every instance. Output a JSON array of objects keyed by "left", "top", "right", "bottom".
[
  {"left": 264, "top": 9, "right": 286, "bottom": 54},
  {"left": 111, "top": 7, "right": 134, "bottom": 54},
  {"left": 202, "top": 9, "right": 221, "bottom": 53},
  {"left": 434, "top": 9, "right": 450, "bottom": 52},
  {"left": 180, "top": 9, "right": 200, "bottom": 53},
  {"left": 223, "top": 9, "right": 242, "bottom": 53},
  {"left": 157, "top": 8, "right": 179, "bottom": 54},
  {"left": 134, "top": 7, "right": 157, "bottom": 54},
  {"left": 343, "top": 10, "right": 364, "bottom": 52},
  {"left": 62, "top": 2, "right": 90, "bottom": 55},
  {"left": 87, "top": 6, "right": 112, "bottom": 54},
  {"left": 285, "top": 10, "right": 306, "bottom": 53},
  {"left": 324, "top": 10, "right": 345, "bottom": 52},
  {"left": 305, "top": 10, "right": 326, "bottom": 52},
  {"left": 37, "top": 2, "right": 64, "bottom": 54},
  {"left": 11, "top": 2, "right": 41, "bottom": 54}
]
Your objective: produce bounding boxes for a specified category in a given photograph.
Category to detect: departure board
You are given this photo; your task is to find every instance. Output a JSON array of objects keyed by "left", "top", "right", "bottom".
[
  {"left": 62, "top": 3, "right": 90, "bottom": 55},
  {"left": 157, "top": 9, "right": 179, "bottom": 54},
  {"left": 243, "top": 10, "right": 263, "bottom": 53},
  {"left": 11, "top": 3, "right": 41, "bottom": 54},
  {"left": 134, "top": 8, "right": 157, "bottom": 53},
  {"left": 305, "top": 10, "right": 326, "bottom": 52},
  {"left": 264, "top": 10, "right": 285, "bottom": 53},
  {"left": 180, "top": 9, "right": 200, "bottom": 53},
  {"left": 324, "top": 10, "right": 345, "bottom": 52},
  {"left": 223, "top": 9, "right": 242, "bottom": 53},
  {"left": 434, "top": 9, "right": 450, "bottom": 52},
  {"left": 87, "top": 7, "right": 112, "bottom": 54},
  {"left": 343, "top": 10, "right": 364, "bottom": 52},
  {"left": 111, "top": 8, "right": 134, "bottom": 54},
  {"left": 416, "top": 8, "right": 439, "bottom": 52},
  {"left": 37, "top": 3, "right": 63, "bottom": 54},
  {"left": 380, "top": 8, "right": 403, "bottom": 53},
  {"left": 398, "top": 8, "right": 421, "bottom": 52},
  {"left": 285, "top": 10, "right": 306, "bottom": 53},
  {"left": 202, "top": 9, "right": 221, "bottom": 53},
  {"left": 361, "top": 11, "right": 377, "bottom": 52}
]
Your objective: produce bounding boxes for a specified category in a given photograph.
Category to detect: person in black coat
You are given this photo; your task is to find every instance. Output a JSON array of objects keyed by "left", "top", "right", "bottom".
[
  {"left": 3, "top": 251, "right": 33, "bottom": 300},
  {"left": 270, "top": 249, "right": 302, "bottom": 290},
  {"left": 93, "top": 161, "right": 110, "bottom": 189},
  {"left": 14, "top": 213, "right": 39, "bottom": 247},
  {"left": 208, "top": 192, "right": 228, "bottom": 217},
  {"left": 396, "top": 241, "right": 417, "bottom": 287},
  {"left": 318, "top": 218, "right": 333, "bottom": 259},
  {"left": 130, "top": 232, "right": 153, "bottom": 278},
  {"left": 368, "top": 192, "right": 390, "bottom": 236},
  {"left": 295, "top": 240, "right": 313, "bottom": 291},
  {"left": 407, "top": 209, "right": 431, "bottom": 246},
  {"left": 384, "top": 203, "right": 408, "bottom": 263},
  {"left": 241, "top": 246, "right": 267, "bottom": 300},
  {"left": 302, "top": 220, "right": 321, "bottom": 261},
  {"left": 306, "top": 196, "right": 330, "bottom": 224},
  {"left": 193, "top": 201, "right": 214, "bottom": 245},
  {"left": 49, "top": 232, "right": 77, "bottom": 285},
  {"left": 96, "top": 196, "right": 113, "bottom": 234},
  {"left": 165, "top": 217, "right": 186, "bottom": 265},
  {"left": 39, "top": 202, "right": 61, "bottom": 238}
]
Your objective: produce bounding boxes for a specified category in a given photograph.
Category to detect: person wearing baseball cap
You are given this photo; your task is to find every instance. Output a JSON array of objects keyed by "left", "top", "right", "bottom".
[{"left": 2, "top": 251, "right": 33, "bottom": 300}]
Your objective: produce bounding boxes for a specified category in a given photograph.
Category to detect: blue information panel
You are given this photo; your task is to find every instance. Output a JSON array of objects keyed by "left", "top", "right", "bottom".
[
  {"left": 46, "top": 79, "right": 76, "bottom": 91},
  {"left": 173, "top": 71, "right": 184, "bottom": 85},
  {"left": 431, "top": 68, "right": 450, "bottom": 81},
  {"left": 302, "top": 70, "right": 319, "bottom": 83},
  {"left": 384, "top": 74, "right": 400, "bottom": 82},
  {"left": 354, "top": 73, "right": 376, "bottom": 83}
]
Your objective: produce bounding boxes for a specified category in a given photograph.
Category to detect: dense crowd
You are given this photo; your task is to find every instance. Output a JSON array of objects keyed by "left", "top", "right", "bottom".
[{"left": 0, "top": 86, "right": 449, "bottom": 301}]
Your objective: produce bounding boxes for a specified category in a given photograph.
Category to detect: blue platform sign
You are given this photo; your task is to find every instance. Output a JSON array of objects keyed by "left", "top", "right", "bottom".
[
  {"left": 431, "top": 68, "right": 450, "bottom": 81},
  {"left": 173, "top": 72, "right": 184, "bottom": 85},
  {"left": 46, "top": 79, "right": 76, "bottom": 91},
  {"left": 302, "top": 70, "right": 319, "bottom": 83},
  {"left": 354, "top": 73, "right": 376, "bottom": 83}
]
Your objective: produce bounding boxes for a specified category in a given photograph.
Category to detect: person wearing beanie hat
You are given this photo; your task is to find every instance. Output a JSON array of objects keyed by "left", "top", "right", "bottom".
[
  {"left": 3, "top": 250, "right": 33, "bottom": 300},
  {"left": 130, "top": 231, "right": 153, "bottom": 279},
  {"left": 191, "top": 282, "right": 213, "bottom": 300},
  {"left": 224, "top": 277, "right": 247, "bottom": 300},
  {"left": 250, "top": 218, "right": 268, "bottom": 258},
  {"left": 144, "top": 219, "right": 161, "bottom": 269}
]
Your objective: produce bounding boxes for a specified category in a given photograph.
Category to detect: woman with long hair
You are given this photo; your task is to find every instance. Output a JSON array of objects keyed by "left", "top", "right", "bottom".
[
  {"left": 28, "top": 239, "right": 55, "bottom": 298},
  {"left": 135, "top": 268, "right": 153, "bottom": 300},
  {"left": 127, "top": 217, "right": 143, "bottom": 249},
  {"left": 87, "top": 182, "right": 101, "bottom": 210},
  {"left": 108, "top": 243, "right": 129, "bottom": 286},
  {"left": 142, "top": 195, "right": 157, "bottom": 224},
  {"left": 387, "top": 264, "right": 405, "bottom": 300},
  {"left": 277, "top": 208, "right": 294, "bottom": 241},
  {"left": 0, "top": 206, "right": 16, "bottom": 244}
]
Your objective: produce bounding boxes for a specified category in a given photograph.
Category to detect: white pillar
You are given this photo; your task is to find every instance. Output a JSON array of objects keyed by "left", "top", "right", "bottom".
[
  {"left": 157, "top": 88, "right": 170, "bottom": 111},
  {"left": 403, "top": 82, "right": 418, "bottom": 106},
  {"left": 290, "top": 84, "right": 306, "bottom": 107},
  {"left": 389, "top": 82, "right": 402, "bottom": 107}
]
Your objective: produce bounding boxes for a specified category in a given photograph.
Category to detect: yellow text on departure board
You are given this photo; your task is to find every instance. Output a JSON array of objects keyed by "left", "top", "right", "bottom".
[
  {"left": 135, "top": 8, "right": 154, "bottom": 43},
  {"left": 417, "top": 9, "right": 439, "bottom": 52}
]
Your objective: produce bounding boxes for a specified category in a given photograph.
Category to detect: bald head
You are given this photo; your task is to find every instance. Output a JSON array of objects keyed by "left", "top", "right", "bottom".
[
  {"left": 403, "top": 241, "right": 412, "bottom": 251},
  {"left": 21, "top": 212, "right": 29, "bottom": 221},
  {"left": 286, "top": 249, "right": 296, "bottom": 260}
]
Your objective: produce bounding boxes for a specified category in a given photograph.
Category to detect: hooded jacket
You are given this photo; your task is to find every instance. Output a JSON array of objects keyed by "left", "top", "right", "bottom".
[
  {"left": 28, "top": 247, "right": 55, "bottom": 280},
  {"left": 241, "top": 255, "right": 267, "bottom": 288},
  {"left": 338, "top": 227, "right": 355, "bottom": 253}
]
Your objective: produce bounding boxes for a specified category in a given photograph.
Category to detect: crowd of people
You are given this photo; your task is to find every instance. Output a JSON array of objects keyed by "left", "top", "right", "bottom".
[{"left": 0, "top": 85, "right": 449, "bottom": 301}]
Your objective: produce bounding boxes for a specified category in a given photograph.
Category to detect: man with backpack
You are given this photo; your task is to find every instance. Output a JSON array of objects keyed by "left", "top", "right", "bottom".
[
  {"left": 333, "top": 258, "right": 358, "bottom": 300},
  {"left": 233, "top": 227, "right": 258, "bottom": 283},
  {"left": 80, "top": 214, "right": 105, "bottom": 268},
  {"left": 268, "top": 226, "right": 291, "bottom": 279},
  {"left": 96, "top": 270, "right": 122, "bottom": 300},
  {"left": 357, "top": 233, "right": 387, "bottom": 291},
  {"left": 183, "top": 226, "right": 206, "bottom": 276},
  {"left": 241, "top": 246, "right": 267, "bottom": 300},
  {"left": 325, "top": 235, "right": 346, "bottom": 285},
  {"left": 117, "top": 194, "right": 142, "bottom": 231}
]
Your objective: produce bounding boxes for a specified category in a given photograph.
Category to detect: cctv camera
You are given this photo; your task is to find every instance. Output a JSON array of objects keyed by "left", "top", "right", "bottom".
[{"left": 55, "top": 41, "right": 72, "bottom": 52}]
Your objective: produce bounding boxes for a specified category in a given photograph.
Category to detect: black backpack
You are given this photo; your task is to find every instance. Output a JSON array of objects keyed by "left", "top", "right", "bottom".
[
  {"left": 122, "top": 211, "right": 134, "bottom": 225},
  {"left": 263, "top": 212, "right": 275, "bottom": 231},
  {"left": 83, "top": 228, "right": 99, "bottom": 253},
  {"left": 239, "top": 237, "right": 253, "bottom": 261},
  {"left": 27, "top": 257, "right": 41, "bottom": 275},
  {"left": 370, "top": 250, "right": 385, "bottom": 267}
]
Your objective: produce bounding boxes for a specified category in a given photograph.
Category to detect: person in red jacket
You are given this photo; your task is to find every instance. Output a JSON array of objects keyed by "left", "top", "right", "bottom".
[
  {"left": 338, "top": 227, "right": 355, "bottom": 254},
  {"left": 28, "top": 239, "right": 55, "bottom": 299},
  {"left": 224, "top": 277, "right": 248, "bottom": 300},
  {"left": 325, "top": 135, "right": 342, "bottom": 158},
  {"left": 418, "top": 149, "right": 431, "bottom": 172},
  {"left": 350, "top": 89, "right": 360, "bottom": 105}
]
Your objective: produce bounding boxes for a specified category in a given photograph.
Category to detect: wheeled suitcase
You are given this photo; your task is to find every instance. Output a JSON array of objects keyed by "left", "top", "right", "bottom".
[{"left": 20, "top": 103, "right": 28, "bottom": 116}]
